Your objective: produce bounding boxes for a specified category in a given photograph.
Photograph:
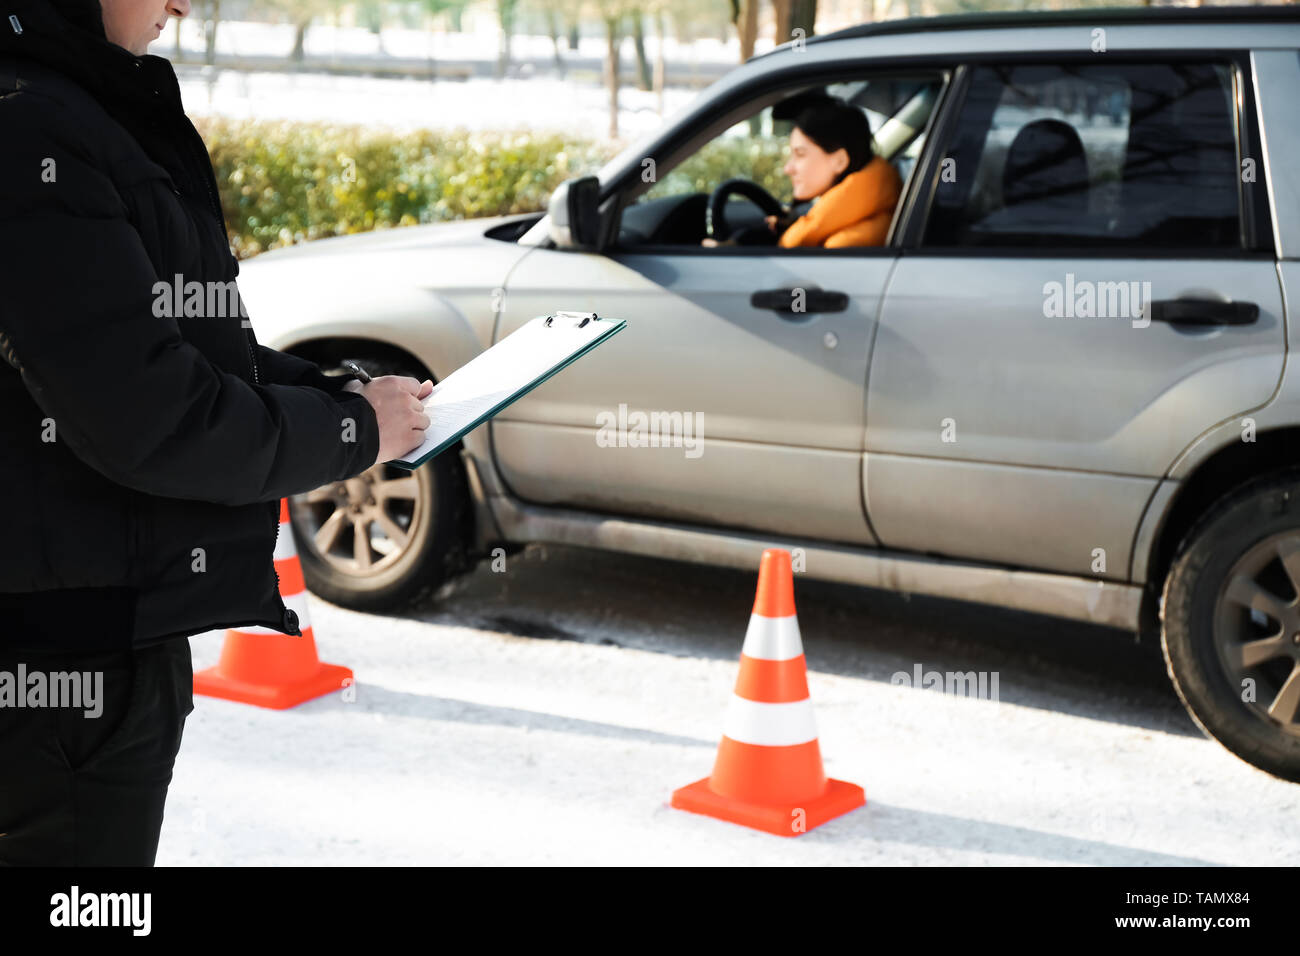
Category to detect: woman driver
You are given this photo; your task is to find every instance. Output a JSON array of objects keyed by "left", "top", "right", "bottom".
[{"left": 703, "top": 99, "right": 902, "bottom": 248}]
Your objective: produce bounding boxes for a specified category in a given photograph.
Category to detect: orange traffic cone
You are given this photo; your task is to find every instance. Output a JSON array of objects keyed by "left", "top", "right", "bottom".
[
  {"left": 672, "top": 548, "right": 864, "bottom": 836},
  {"left": 193, "top": 499, "right": 352, "bottom": 710}
]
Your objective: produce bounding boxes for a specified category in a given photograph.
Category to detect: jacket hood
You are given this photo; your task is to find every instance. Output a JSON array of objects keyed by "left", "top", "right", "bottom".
[
  {"left": 1, "top": 0, "right": 113, "bottom": 84},
  {"left": 38, "top": 0, "right": 105, "bottom": 37},
  {"left": 0, "top": 0, "right": 181, "bottom": 121}
]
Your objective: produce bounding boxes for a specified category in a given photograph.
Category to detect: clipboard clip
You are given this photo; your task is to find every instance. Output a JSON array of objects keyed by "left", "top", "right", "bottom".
[{"left": 547, "top": 310, "right": 598, "bottom": 329}]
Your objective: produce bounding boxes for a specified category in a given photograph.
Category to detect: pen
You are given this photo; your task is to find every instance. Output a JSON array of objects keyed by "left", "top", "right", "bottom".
[{"left": 343, "top": 360, "right": 372, "bottom": 385}]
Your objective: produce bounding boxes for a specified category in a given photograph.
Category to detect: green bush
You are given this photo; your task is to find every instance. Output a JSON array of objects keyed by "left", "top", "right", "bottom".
[{"left": 194, "top": 117, "right": 619, "bottom": 258}]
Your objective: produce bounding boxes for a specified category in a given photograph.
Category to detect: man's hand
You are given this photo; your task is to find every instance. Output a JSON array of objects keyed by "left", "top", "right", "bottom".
[{"left": 352, "top": 375, "right": 433, "bottom": 464}]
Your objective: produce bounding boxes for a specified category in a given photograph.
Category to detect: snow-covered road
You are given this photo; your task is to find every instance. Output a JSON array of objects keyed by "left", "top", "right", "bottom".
[{"left": 161, "top": 545, "right": 1298, "bottom": 865}]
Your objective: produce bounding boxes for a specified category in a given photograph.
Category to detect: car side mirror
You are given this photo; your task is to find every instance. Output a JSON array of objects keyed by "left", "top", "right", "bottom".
[{"left": 548, "top": 176, "right": 602, "bottom": 250}]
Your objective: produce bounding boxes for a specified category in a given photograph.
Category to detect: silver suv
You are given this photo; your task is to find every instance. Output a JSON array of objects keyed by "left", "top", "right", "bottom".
[{"left": 236, "top": 6, "right": 1300, "bottom": 781}]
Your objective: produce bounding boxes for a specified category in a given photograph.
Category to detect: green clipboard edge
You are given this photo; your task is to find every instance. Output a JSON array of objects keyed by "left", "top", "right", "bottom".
[{"left": 389, "top": 315, "right": 627, "bottom": 471}]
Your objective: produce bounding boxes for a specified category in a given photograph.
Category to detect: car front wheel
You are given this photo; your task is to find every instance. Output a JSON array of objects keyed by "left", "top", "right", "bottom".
[{"left": 287, "top": 357, "right": 473, "bottom": 612}]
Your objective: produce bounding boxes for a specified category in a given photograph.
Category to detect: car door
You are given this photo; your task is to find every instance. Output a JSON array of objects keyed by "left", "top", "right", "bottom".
[
  {"left": 865, "top": 57, "right": 1285, "bottom": 579},
  {"left": 491, "top": 79, "right": 942, "bottom": 545},
  {"left": 493, "top": 242, "right": 886, "bottom": 544}
]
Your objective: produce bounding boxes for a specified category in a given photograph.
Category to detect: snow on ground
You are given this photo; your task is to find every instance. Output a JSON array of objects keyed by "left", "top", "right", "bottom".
[{"left": 160, "top": 545, "right": 1299, "bottom": 866}]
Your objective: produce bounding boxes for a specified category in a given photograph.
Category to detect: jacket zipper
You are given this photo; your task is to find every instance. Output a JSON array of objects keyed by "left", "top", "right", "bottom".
[
  {"left": 184, "top": 103, "right": 274, "bottom": 618},
  {"left": 246, "top": 331, "right": 260, "bottom": 385}
]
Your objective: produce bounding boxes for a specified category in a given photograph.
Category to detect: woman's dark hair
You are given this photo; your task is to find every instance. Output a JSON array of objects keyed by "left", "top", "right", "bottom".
[{"left": 791, "top": 101, "right": 875, "bottom": 186}]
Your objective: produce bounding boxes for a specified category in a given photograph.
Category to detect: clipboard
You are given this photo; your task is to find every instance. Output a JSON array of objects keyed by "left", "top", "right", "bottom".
[{"left": 389, "top": 311, "right": 627, "bottom": 470}]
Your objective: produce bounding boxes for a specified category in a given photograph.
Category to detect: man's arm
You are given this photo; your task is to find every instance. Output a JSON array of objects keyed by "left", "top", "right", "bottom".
[
  {"left": 0, "top": 207, "right": 381, "bottom": 507},
  {"left": 254, "top": 344, "right": 353, "bottom": 395}
]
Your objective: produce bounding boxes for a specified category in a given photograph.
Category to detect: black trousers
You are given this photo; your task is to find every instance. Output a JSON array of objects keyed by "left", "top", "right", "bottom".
[{"left": 0, "top": 637, "right": 193, "bottom": 866}]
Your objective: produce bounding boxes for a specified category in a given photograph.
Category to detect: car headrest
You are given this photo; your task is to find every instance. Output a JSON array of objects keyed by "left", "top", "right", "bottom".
[{"left": 1001, "top": 118, "right": 1090, "bottom": 216}]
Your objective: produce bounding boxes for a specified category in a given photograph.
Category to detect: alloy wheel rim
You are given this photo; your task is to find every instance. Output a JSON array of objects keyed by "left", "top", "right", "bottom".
[
  {"left": 1212, "top": 530, "right": 1300, "bottom": 738},
  {"left": 290, "top": 463, "right": 424, "bottom": 576}
]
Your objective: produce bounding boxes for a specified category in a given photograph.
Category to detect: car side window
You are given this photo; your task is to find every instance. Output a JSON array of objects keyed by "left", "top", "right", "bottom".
[
  {"left": 922, "top": 62, "right": 1241, "bottom": 249},
  {"left": 640, "top": 106, "right": 787, "bottom": 204},
  {"left": 638, "top": 88, "right": 912, "bottom": 204},
  {"left": 620, "top": 74, "right": 945, "bottom": 250}
]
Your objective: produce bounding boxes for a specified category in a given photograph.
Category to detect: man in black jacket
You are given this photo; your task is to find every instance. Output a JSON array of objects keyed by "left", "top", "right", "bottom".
[{"left": 0, "top": 0, "right": 432, "bottom": 864}]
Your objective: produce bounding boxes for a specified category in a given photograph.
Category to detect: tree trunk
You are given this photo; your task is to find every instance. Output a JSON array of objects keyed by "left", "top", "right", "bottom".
[
  {"left": 496, "top": 0, "right": 517, "bottom": 79},
  {"left": 291, "top": 19, "right": 308, "bottom": 64},
  {"left": 738, "top": 0, "right": 758, "bottom": 62},
  {"left": 204, "top": 0, "right": 219, "bottom": 66},
  {"left": 605, "top": 15, "right": 622, "bottom": 140},
  {"left": 653, "top": 9, "right": 666, "bottom": 115},
  {"left": 631, "top": 10, "right": 651, "bottom": 91},
  {"left": 790, "top": 0, "right": 817, "bottom": 41},
  {"left": 546, "top": 8, "right": 566, "bottom": 77},
  {"left": 773, "top": 0, "right": 791, "bottom": 44}
]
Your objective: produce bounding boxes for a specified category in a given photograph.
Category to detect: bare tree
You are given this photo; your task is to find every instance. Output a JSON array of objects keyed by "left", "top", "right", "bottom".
[
  {"left": 651, "top": 1, "right": 667, "bottom": 114},
  {"left": 773, "top": 0, "right": 791, "bottom": 44},
  {"left": 592, "top": 0, "right": 640, "bottom": 139},
  {"left": 630, "top": 7, "right": 652, "bottom": 90},
  {"left": 403, "top": 0, "right": 472, "bottom": 77},
  {"left": 602, "top": 9, "right": 623, "bottom": 138},
  {"left": 543, "top": 4, "right": 567, "bottom": 76},
  {"left": 790, "top": 0, "right": 816, "bottom": 41},
  {"left": 536, "top": 0, "right": 585, "bottom": 77},
  {"left": 203, "top": 0, "right": 220, "bottom": 65},
  {"left": 260, "top": 0, "right": 338, "bottom": 65},
  {"left": 357, "top": 0, "right": 387, "bottom": 54},
  {"left": 496, "top": 0, "right": 520, "bottom": 78},
  {"left": 737, "top": 0, "right": 758, "bottom": 62}
]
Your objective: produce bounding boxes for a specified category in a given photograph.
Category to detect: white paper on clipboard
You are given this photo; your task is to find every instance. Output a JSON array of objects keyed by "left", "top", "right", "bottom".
[{"left": 390, "top": 311, "right": 626, "bottom": 470}]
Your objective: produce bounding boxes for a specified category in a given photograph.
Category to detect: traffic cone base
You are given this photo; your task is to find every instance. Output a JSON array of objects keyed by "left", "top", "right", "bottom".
[
  {"left": 671, "top": 775, "right": 864, "bottom": 838},
  {"left": 194, "top": 499, "right": 352, "bottom": 710},
  {"left": 193, "top": 659, "right": 351, "bottom": 710}
]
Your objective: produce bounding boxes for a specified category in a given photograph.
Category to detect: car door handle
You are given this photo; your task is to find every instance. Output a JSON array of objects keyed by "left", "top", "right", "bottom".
[
  {"left": 751, "top": 287, "right": 849, "bottom": 315},
  {"left": 1147, "top": 298, "right": 1259, "bottom": 326}
]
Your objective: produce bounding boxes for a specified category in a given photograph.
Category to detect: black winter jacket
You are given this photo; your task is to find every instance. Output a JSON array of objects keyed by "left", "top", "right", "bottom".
[{"left": 0, "top": 0, "right": 381, "bottom": 649}]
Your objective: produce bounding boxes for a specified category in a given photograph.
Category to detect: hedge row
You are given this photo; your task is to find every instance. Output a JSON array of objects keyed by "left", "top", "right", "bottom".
[
  {"left": 194, "top": 117, "right": 791, "bottom": 258},
  {"left": 194, "top": 117, "right": 618, "bottom": 258}
]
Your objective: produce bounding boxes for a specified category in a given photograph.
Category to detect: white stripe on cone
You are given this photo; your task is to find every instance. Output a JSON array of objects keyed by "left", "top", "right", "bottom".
[
  {"left": 273, "top": 521, "right": 298, "bottom": 562},
  {"left": 722, "top": 695, "right": 818, "bottom": 747},
  {"left": 238, "top": 589, "right": 312, "bottom": 636},
  {"left": 740, "top": 613, "right": 804, "bottom": 661}
]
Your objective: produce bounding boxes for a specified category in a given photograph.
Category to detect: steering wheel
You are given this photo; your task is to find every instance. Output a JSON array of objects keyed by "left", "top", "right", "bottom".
[{"left": 707, "top": 178, "right": 787, "bottom": 242}]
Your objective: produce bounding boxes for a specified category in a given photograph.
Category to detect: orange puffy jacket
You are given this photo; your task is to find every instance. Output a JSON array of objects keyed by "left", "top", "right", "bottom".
[{"left": 778, "top": 156, "right": 903, "bottom": 249}]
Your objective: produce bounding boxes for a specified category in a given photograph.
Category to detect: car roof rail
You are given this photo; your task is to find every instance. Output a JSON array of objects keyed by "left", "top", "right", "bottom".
[{"left": 749, "top": 5, "right": 1300, "bottom": 62}]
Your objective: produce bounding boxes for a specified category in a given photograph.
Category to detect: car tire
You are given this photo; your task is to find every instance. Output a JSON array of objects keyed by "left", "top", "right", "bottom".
[
  {"left": 1161, "top": 467, "right": 1300, "bottom": 782},
  {"left": 287, "top": 356, "right": 473, "bottom": 612}
]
